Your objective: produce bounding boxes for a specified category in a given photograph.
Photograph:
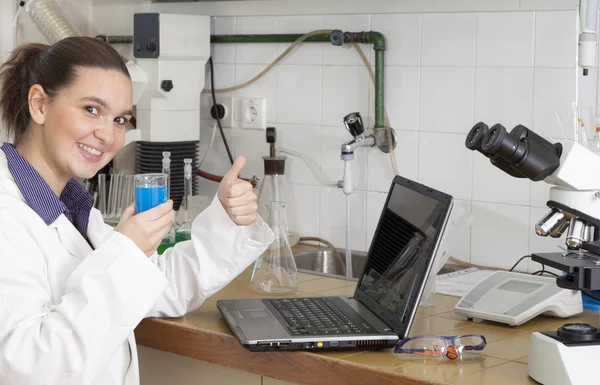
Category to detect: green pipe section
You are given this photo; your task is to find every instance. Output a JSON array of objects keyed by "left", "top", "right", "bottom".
[
  {"left": 211, "top": 32, "right": 386, "bottom": 128},
  {"left": 211, "top": 34, "right": 331, "bottom": 44}
]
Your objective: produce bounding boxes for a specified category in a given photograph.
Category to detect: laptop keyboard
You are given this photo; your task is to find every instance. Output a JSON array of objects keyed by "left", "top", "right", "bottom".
[{"left": 268, "top": 298, "right": 371, "bottom": 336}]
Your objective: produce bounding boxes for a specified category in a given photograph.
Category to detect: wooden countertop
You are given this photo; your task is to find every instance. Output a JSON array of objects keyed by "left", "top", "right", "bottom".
[{"left": 134, "top": 267, "right": 599, "bottom": 385}]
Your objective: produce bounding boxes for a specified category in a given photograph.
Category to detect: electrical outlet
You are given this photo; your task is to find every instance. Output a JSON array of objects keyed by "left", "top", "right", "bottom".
[
  {"left": 241, "top": 98, "right": 266, "bottom": 130},
  {"left": 202, "top": 95, "right": 234, "bottom": 128}
]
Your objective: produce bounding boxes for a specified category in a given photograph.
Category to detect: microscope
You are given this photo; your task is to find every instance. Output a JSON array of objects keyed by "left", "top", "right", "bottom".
[{"left": 465, "top": 121, "right": 600, "bottom": 385}]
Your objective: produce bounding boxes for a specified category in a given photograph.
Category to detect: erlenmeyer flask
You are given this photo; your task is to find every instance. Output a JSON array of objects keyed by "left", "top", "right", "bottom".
[{"left": 250, "top": 201, "right": 297, "bottom": 294}]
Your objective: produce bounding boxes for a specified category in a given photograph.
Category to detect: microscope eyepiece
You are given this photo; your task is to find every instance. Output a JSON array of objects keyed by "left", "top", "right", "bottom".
[
  {"left": 465, "top": 122, "right": 489, "bottom": 152},
  {"left": 466, "top": 122, "right": 561, "bottom": 182}
]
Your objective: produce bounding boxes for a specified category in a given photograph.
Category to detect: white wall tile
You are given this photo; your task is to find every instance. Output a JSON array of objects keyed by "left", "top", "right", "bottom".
[
  {"left": 474, "top": 67, "right": 534, "bottom": 129},
  {"left": 277, "top": 16, "right": 322, "bottom": 65},
  {"left": 532, "top": 68, "right": 575, "bottom": 139},
  {"left": 235, "top": 17, "right": 278, "bottom": 64},
  {"left": 530, "top": 180, "right": 553, "bottom": 207},
  {"left": 419, "top": 67, "right": 475, "bottom": 133},
  {"left": 320, "top": 187, "right": 367, "bottom": 251},
  {"left": 418, "top": 132, "right": 473, "bottom": 201},
  {"left": 367, "top": 130, "right": 418, "bottom": 193},
  {"left": 234, "top": 127, "right": 269, "bottom": 179},
  {"left": 476, "top": 12, "right": 535, "bottom": 67},
  {"left": 320, "top": 125, "right": 367, "bottom": 191},
  {"left": 278, "top": 124, "right": 321, "bottom": 186},
  {"left": 286, "top": 184, "right": 320, "bottom": 238},
  {"left": 534, "top": 11, "right": 576, "bottom": 67},
  {"left": 528, "top": 207, "right": 565, "bottom": 272},
  {"left": 322, "top": 15, "right": 370, "bottom": 65},
  {"left": 204, "top": 63, "right": 236, "bottom": 91},
  {"left": 443, "top": 199, "right": 472, "bottom": 263},
  {"left": 370, "top": 66, "right": 420, "bottom": 131},
  {"left": 277, "top": 65, "right": 322, "bottom": 126},
  {"left": 198, "top": 120, "right": 235, "bottom": 178},
  {"left": 211, "top": 17, "right": 236, "bottom": 64},
  {"left": 472, "top": 155, "right": 531, "bottom": 206},
  {"left": 421, "top": 13, "right": 476, "bottom": 66},
  {"left": 471, "top": 202, "right": 530, "bottom": 270},
  {"left": 234, "top": 64, "right": 278, "bottom": 124},
  {"left": 322, "top": 66, "right": 370, "bottom": 126},
  {"left": 366, "top": 191, "right": 388, "bottom": 248},
  {"left": 370, "top": 14, "right": 421, "bottom": 66}
]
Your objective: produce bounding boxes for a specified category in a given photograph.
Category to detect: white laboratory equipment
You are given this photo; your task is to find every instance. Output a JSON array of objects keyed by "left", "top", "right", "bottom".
[
  {"left": 465, "top": 119, "right": 600, "bottom": 385},
  {"left": 454, "top": 271, "right": 582, "bottom": 326}
]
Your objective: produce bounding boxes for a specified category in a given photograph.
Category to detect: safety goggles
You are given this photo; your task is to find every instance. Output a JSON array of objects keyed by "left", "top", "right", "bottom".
[{"left": 394, "top": 334, "right": 487, "bottom": 363}]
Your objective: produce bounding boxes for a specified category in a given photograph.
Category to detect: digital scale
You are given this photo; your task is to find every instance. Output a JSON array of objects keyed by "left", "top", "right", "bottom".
[{"left": 454, "top": 271, "right": 583, "bottom": 326}]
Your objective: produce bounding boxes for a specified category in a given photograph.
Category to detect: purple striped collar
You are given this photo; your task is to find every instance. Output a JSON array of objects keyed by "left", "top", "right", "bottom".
[{"left": 1, "top": 142, "right": 94, "bottom": 238}]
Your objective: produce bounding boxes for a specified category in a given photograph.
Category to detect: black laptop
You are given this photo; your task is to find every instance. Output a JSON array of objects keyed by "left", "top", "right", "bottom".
[{"left": 217, "top": 175, "right": 453, "bottom": 351}]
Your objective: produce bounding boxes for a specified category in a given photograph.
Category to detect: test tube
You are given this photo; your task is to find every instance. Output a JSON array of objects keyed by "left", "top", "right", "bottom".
[
  {"left": 162, "top": 152, "right": 171, "bottom": 199},
  {"left": 98, "top": 173, "right": 106, "bottom": 216}
]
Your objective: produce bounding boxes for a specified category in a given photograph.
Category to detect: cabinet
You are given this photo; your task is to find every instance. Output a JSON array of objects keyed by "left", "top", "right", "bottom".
[{"left": 137, "top": 346, "right": 299, "bottom": 385}]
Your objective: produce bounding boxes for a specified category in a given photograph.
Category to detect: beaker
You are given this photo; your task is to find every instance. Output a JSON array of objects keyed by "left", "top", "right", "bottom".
[
  {"left": 250, "top": 201, "right": 298, "bottom": 294},
  {"left": 135, "top": 173, "right": 168, "bottom": 214}
]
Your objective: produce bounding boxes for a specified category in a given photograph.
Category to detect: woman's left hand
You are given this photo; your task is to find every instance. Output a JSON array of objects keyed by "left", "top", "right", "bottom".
[{"left": 218, "top": 155, "right": 259, "bottom": 226}]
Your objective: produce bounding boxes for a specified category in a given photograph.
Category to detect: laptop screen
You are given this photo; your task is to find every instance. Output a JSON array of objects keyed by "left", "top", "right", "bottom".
[{"left": 354, "top": 177, "right": 452, "bottom": 338}]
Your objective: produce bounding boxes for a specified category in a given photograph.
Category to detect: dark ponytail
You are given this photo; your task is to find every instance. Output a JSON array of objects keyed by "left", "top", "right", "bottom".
[
  {"left": 0, "top": 43, "right": 47, "bottom": 145},
  {"left": 0, "top": 37, "right": 130, "bottom": 146}
]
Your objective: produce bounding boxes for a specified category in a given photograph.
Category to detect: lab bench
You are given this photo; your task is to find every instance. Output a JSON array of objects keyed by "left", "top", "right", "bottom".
[{"left": 134, "top": 267, "right": 600, "bottom": 385}]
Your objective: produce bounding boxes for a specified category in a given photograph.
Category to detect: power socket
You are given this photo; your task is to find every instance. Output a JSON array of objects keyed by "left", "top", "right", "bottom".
[
  {"left": 241, "top": 98, "right": 266, "bottom": 130},
  {"left": 202, "top": 95, "right": 234, "bottom": 128}
]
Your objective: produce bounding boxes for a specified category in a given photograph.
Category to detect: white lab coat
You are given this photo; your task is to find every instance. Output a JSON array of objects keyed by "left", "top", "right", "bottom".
[{"left": 0, "top": 150, "right": 274, "bottom": 385}]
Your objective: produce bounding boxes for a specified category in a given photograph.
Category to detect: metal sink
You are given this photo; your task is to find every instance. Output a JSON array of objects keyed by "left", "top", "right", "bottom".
[
  {"left": 294, "top": 248, "right": 367, "bottom": 280},
  {"left": 293, "top": 247, "right": 463, "bottom": 281}
]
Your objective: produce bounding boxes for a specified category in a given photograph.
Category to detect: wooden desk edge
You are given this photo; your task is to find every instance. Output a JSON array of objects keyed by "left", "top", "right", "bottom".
[{"left": 134, "top": 318, "right": 443, "bottom": 385}]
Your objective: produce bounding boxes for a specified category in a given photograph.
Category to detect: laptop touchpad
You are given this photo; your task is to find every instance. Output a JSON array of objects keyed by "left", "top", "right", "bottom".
[{"left": 236, "top": 303, "right": 289, "bottom": 339}]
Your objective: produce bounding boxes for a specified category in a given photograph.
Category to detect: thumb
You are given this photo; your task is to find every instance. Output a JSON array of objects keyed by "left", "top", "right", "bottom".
[
  {"left": 224, "top": 155, "right": 246, "bottom": 185},
  {"left": 120, "top": 203, "right": 136, "bottom": 222}
]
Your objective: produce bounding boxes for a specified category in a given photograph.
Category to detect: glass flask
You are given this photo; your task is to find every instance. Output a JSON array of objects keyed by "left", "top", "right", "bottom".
[
  {"left": 175, "top": 158, "right": 193, "bottom": 242},
  {"left": 257, "top": 156, "right": 299, "bottom": 247},
  {"left": 250, "top": 201, "right": 298, "bottom": 294}
]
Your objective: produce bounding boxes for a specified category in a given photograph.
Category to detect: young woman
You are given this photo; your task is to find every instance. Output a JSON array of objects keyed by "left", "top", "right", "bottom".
[{"left": 0, "top": 36, "right": 273, "bottom": 385}]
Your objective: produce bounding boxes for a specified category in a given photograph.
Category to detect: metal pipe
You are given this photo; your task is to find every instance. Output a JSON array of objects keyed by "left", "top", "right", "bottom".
[
  {"left": 211, "top": 34, "right": 330, "bottom": 44},
  {"left": 106, "top": 32, "right": 387, "bottom": 129}
]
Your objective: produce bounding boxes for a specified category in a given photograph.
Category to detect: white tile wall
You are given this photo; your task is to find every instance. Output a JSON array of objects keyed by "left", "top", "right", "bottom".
[
  {"left": 534, "top": 11, "right": 576, "bottom": 68},
  {"left": 88, "top": 5, "right": 594, "bottom": 270},
  {"left": 321, "top": 66, "right": 369, "bottom": 127},
  {"left": 421, "top": 13, "right": 476, "bottom": 66},
  {"left": 475, "top": 12, "right": 535, "bottom": 67},
  {"left": 418, "top": 132, "right": 473, "bottom": 201},
  {"left": 419, "top": 67, "right": 475, "bottom": 133},
  {"left": 474, "top": 67, "right": 534, "bottom": 129},
  {"left": 471, "top": 202, "right": 530, "bottom": 270}
]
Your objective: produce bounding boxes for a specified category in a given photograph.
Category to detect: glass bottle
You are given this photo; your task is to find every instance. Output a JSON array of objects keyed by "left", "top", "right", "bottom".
[
  {"left": 257, "top": 156, "right": 299, "bottom": 247},
  {"left": 250, "top": 201, "right": 298, "bottom": 294},
  {"left": 175, "top": 158, "right": 193, "bottom": 243}
]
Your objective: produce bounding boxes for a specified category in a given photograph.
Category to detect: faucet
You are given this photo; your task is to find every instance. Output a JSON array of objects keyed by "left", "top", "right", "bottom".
[
  {"left": 338, "top": 112, "right": 397, "bottom": 278},
  {"left": 338, "top": 112, "right": 397, "bottom": 191}
]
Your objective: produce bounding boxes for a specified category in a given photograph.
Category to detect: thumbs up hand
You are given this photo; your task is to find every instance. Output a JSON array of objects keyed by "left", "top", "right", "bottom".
[{"left": 218, "top": 155, "right": 259, "bottom": 226}]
